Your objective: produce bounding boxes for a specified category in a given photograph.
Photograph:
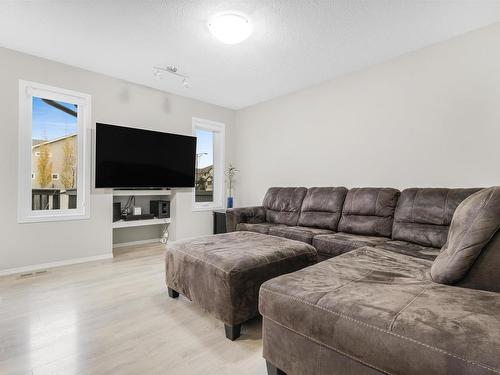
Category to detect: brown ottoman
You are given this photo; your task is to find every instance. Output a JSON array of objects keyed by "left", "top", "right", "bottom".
[{"left": 165, "top": 231, "right": 317, "bottom": 340}]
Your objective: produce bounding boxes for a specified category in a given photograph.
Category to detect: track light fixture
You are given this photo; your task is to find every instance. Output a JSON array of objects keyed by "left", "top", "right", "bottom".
[{"left": 153, "top": 65, "right": 190, "bottom": 88}]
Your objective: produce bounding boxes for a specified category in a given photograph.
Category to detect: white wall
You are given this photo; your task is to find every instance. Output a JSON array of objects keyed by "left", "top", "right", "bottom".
[
  {"left": 233, "top": 23, "right": 500, "bottom": 206},
  {"left": 0, "top": 47, "right": 235, "bottom": 272},
  {"left": 2, "top": 23, "right": 500, "bottom": 273}
]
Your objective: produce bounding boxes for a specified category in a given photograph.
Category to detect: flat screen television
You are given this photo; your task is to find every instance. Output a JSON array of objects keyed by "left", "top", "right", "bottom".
[{"left": 95, "top": 123, "right": 196, "bottom": 188}]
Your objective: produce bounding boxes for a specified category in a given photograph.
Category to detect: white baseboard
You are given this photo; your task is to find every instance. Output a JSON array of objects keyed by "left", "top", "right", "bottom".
[
  {"left": 0, "top": 253, "right": 113, "bottom": 277},
  {"left": 113, "top": 238, "right": 161, "bottom": 248}
]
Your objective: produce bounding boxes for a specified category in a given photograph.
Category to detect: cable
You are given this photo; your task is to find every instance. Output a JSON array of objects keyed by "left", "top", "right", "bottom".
[
  {"left": 121, "top": 195, "right": 135, "bottom": 216},
  {"left": 160, "top": 219, "right": 169, "bottom": 244}
]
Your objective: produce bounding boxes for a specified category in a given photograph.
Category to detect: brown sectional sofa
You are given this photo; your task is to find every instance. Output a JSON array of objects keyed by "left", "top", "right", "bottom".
[
  {"left": 227, "top": 186, "right": 500, "bottom": 375},
  {"left": 227, "top": 186, "right": 480, "bottom": 261}
]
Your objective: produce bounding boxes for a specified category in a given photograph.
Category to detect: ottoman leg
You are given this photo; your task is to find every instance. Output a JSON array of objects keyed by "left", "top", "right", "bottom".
[
  {"left": 224, "top": 324, "right": 241, "bottom": 341},
  {"left": 167, "top": 287, "right": 179, "bottom": 299},
  {"left": 266, "top": 361, "right": 286, "bottom": 375}
]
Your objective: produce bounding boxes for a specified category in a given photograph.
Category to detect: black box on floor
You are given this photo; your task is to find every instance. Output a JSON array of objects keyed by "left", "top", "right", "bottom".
[
  {"left": 213, "top": 210, "right": 227, "bottom": 234},
  {"left": 150, "top": 200, "right": 170, "bottom": 218}
]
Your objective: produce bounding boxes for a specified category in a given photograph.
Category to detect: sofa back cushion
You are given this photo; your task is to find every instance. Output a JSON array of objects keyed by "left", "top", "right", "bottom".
[
  {"left": 431, "top": 187, "right": 500, "bottom": 290},
  {"left": 263, "top": 187, "right": 307, "bottom": 226},
  {"left": 338, "top": 187, "right": 400, "bottom": 237},
  {"left": 392, "top": 188, "right": 481, "bottom": 248},
  {"left": 297, "top": 187, "right": 348, "bottom": 230}
]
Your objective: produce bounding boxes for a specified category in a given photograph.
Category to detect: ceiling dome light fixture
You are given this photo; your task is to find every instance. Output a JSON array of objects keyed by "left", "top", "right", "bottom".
[{"left": 208, "top": 12, "right": 252, "bottom": 44}]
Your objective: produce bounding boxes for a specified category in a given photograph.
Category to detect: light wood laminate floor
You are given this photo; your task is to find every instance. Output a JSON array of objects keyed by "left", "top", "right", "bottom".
[{"left": 0, "top": 244, "right": 266, "bottom": 375}]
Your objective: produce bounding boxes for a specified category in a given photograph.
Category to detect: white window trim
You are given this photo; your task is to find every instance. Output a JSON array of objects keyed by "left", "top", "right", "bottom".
[
  {"left": 18, "top": 80, "right": 91, "bottom": 223},
  {"left": 192, "top": 117, "right": 225, "bottom": 212}
]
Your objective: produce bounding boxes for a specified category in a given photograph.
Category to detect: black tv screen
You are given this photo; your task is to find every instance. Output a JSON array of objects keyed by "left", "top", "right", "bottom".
[{"left": 95, "top": 123, "right": 196, "bottom": 188}]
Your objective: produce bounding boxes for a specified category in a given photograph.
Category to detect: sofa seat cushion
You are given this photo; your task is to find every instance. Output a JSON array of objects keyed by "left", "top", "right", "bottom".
[
  {"left": 375, "top": 240, "right": 440, "bottom": 261},
  {"left": 268, "top": 226, "right": 334, "bottom": 244},
  {"left": 236, "top": 222, "right": 283, "bottom": 234},
  {"left": 259, "top": 247, "right": 500, "bottom": 375},
  {"left": 312, "top": 233, "right": 389, "bottom": 259}
]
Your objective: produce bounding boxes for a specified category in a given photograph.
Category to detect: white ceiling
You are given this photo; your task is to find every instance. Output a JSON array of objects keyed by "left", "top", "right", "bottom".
[{"left": 1, "top": 1, "right": 499, "bottom": 109}]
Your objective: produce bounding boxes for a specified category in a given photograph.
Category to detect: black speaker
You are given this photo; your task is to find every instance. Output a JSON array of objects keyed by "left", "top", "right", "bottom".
[
  {"left": 113, "top": 202, "right": 122, "bottom": 222},
  {"left": 150, "top": 200, "right": 170, "bottom": 218}
]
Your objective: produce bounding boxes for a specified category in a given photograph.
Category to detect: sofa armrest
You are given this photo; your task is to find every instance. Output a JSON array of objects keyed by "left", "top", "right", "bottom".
[{"left": 226, "top": 206, "right": 266, "bottom": 232}]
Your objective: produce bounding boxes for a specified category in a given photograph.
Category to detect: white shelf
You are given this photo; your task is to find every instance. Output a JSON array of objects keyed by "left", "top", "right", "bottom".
[
  {"left": 112, "top": 217, "right": 171, "bottom": 229},
  {"left": 113, "top": 190, "right": 171, "bottom": 197}
]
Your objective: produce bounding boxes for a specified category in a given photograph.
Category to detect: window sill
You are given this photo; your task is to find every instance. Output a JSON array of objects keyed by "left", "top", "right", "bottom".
[
  {"left": 192, "top": 204, "right": 224, "bottom": 212},
  {"left": 18, "top": 211, "right": 89, "bottom": 223}
]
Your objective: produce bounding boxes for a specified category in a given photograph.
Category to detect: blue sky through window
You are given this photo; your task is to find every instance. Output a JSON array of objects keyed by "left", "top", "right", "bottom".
[
  {"left": 32, "top": 97, "right": 77, "bottom": 141},
  {"left": 195, "top": 129, "right": 214, "bottom": 168}
]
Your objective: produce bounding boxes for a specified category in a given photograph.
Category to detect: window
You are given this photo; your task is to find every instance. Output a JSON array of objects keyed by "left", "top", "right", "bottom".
[
  {"left": 192, "top": 118, "right": 225, "bottom": 211},
  {"left": 18, "top": 80, "right": 91, "bottom": 222}
]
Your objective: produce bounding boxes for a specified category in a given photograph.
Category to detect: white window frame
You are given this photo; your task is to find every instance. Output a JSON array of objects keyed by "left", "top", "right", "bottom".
[
  {"left": 192, "top": 117, "right": 225, "bottom": 211},
  {"left": 18, "top": 80, "right": 91, "bottom": 223},
  {"left": 52, "top": 173, "right": 60, "bottom": 181}
]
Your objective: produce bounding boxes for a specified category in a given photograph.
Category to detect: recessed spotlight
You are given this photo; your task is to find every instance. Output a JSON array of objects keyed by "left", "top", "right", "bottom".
[{"left": 208, "top": 12, "right": 252, "bottom": 45}]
